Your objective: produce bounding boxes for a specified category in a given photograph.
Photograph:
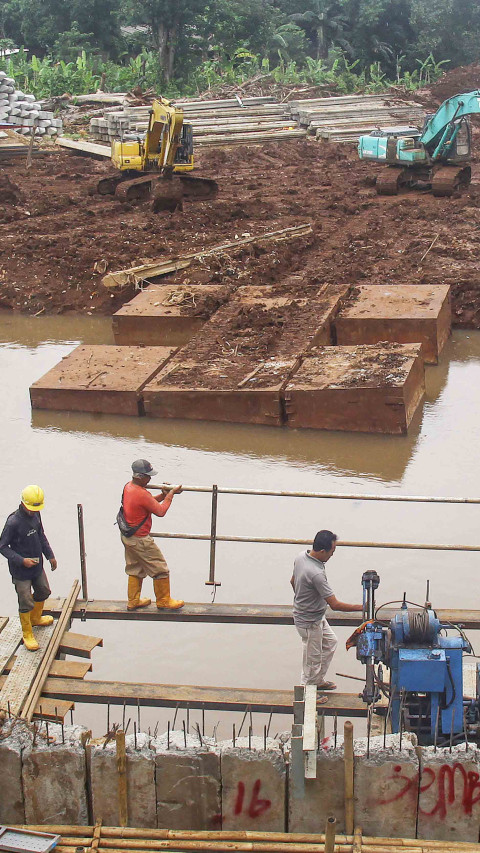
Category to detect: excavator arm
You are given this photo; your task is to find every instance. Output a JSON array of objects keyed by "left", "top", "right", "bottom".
[
  {"left": 143, "top": 97, "right": 185, "bottom": 171},
  {"left": 420, "top": 90, "right": 480, "bottom": 160}
]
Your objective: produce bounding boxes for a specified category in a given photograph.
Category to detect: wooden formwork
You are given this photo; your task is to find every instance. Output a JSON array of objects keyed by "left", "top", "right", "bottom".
[
  {"left": 334, "top": 284, "right": 451, "bottom": 364},
  {"left": 29, "top": 345, "right": 177, "bottom": 416},
  {"left": 284, "top": 343, "right": 425, "bottom": 434}
]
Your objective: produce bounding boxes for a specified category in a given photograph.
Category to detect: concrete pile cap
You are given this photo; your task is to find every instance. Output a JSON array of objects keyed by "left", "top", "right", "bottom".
[
  {"left": 0, "top": 717, "right": 33, "bottom": 749},
  {"left": 219, "top": 735, "right": 284, "bottom": 752},
  {"left": 28, "top": 723, "right": 89, "bottom": 749},
  {"left": 153, "top": 728, "right": 217, "bottom": 752},
  {"left": 91, "top": 730, "right": 154, "bottom": 755},
  {"left": 354, "top": 731, "right": 418, "bottom": 756}
]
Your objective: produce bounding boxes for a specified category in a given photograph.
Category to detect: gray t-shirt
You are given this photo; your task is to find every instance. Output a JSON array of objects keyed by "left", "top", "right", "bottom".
[{"left": 293, "top": 550, "right": 334, "bottom": 627}]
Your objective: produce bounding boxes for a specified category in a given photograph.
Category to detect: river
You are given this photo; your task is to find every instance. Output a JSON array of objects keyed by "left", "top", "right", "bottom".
[{"left": 1, "top": 312, "right": 479, "bottom": 738}]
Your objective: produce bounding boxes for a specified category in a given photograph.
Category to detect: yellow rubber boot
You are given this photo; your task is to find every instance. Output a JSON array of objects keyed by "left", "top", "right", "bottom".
[
  {"left": 31, "top": 600, "right": 54, "bottom": 626},
  {"left": 127, "top": 576, "right": 151, "bottom": 610},
  {"left": 154, "top": 576, "right": 184, "bottom": 610},
  {"left": 19, "top": 612, "right": 39, "bottom": 651}
]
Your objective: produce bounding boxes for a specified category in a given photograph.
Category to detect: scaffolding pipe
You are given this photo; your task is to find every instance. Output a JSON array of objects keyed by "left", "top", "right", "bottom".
[
  {"left": 151, "top": 483, "right": 480, "bottom": 504},
  {"left": 151, "top": 532, "right": 480, "bottom": 552}
]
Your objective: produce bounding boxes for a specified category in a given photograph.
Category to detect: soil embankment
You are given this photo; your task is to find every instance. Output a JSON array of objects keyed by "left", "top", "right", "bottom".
[{"left": 2, "top": 64, "right": 480, "bottom": 326}]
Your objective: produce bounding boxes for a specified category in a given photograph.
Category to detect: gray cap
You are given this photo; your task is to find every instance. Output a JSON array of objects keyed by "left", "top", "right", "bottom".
[{"left": 132, "top": 459, "right": 157, "bottom": 477}]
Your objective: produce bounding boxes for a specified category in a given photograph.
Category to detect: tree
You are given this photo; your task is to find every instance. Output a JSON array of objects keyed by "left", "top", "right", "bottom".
[
  {"left": 285, "top": 0, "right": 351, "bottom": 60},
  {"left": 123, "top": 0, "right": 208, "bottom": 82}
]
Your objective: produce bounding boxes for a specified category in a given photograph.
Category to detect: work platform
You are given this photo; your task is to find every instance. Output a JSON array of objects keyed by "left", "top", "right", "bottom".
[
  {"left": 38, "top": 676, "right": 371, "bottom": 716},
  {"left": 45, "top": 598, "right": 480, "bottom": 628}
]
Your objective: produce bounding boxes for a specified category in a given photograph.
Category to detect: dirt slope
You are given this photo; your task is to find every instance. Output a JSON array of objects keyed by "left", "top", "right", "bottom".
[{"left": 1, "top": 136, "right": 480, "bottom": 327}]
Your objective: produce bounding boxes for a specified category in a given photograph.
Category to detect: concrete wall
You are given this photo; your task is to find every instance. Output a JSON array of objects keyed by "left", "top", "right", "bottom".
[{"left": 1, "top": 723, "right": 480, "bottom": 842}]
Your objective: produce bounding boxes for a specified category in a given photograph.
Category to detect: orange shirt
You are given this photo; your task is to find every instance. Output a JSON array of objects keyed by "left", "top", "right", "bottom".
[{"left": 122, "top": 481, "right": 173, "bottom": 537}]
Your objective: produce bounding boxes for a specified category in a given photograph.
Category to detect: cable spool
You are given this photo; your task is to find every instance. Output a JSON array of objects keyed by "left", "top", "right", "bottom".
[{"left": 406, "top": 610, "right": 434, "bottom": 643}]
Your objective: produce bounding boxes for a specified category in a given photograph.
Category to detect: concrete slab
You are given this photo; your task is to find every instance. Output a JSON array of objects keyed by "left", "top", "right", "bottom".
[
  {"left": 417, "top": 746, "right": 480, "bottom": 842},
  {"left": 154, "top": 733, "right": 221, "bottom": 830},
  {"left": 285, "top": 343, "right": 425, "bottom": 434},
  {"left": 220, "top": 739, "right": 286, "bottom": 831},
  {"left": 22, "top": 724, "right": 89, "bottom": 825},
  {"left": 143, "top": 283, "right": 349, "bottom": 426},
  {"left": 30, "top": 345, "right": 177, "bottom": 416},
  {"left": 334, "top": 284, "right": 451, "bottom": 364},
  {"left": 90, "top": 733, "right": 156, "bottom": 827},
  {"left": 112, "top": 284, "right": 233, "bottom": 347},
  {"left": 288, "top": 746, "right": 345, "bottom": 833},
  {"left": 354, "top": 733, "right": 419, "bottom": 839}
]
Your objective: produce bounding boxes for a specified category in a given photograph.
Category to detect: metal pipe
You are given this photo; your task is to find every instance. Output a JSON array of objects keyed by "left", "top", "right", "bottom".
[
  {"left": 206, "top": 485, "right": 220, "bottom": 588},
  {"left": 151, "top": 531, "right": 480, "bottom": 552},
  {"left": 77, "top": 504, "right": 88, "bottom": 600},
  {"left": 344, "top": 721, "right": 354, "bottom": 835},
  {"left": 150, "top": 483, "right": 480, "bottom": 504}
]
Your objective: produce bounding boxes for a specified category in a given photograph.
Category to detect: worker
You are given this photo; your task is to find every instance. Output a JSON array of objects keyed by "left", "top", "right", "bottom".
[
  {"left": 291, "top": 530, "right": 363, "bottom": 690},
  {"left": 120, "top": 459, "right": 184, "bottom": 611},
  {"left": 0, "top": 485, "right": 57, "bottom": 652}
]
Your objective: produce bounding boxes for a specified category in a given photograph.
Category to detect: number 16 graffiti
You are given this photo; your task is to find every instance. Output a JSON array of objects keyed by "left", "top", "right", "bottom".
[{"left": 234, "top": 780, "right": 272, "bottom": 818}]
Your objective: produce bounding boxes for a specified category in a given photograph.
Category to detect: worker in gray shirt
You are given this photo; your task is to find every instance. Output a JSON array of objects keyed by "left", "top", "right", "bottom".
[{"left": 291, "top": 530, "right": 363, "bottom": 691}]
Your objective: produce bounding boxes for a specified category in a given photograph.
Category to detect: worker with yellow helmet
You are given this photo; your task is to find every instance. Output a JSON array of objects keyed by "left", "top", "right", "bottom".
[{"left": 0, "top": 485, "right": 58, "bottom": 651}]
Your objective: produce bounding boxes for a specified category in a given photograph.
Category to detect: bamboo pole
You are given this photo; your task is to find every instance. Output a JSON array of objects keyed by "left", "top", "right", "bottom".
[
  {"left": 116, "top": 730, "right": 128, "bottom": 828},
  {"left": 53, "top": 846, "right": 430, "bottom": 853},
  {"left": 353, "top": 827, "right": 363, "bottom": 853},
  {"left": 18, "top": 830, "right": 480, "bottom": 851},
  {"left": 344, "top": 721, "right": 354, "bottom": 836},
  {"left": 324, "top": 818, "right": 336, "bottom": 853}
]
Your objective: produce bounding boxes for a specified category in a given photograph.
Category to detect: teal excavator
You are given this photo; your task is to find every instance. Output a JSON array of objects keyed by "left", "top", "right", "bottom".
[{"left": 358, "top": 89, "right": 480, "bottom": 196}]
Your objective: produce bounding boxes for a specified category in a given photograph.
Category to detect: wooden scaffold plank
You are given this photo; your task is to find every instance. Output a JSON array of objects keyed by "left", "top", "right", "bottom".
[{"left": 0, "top": 618, "right": 55, "bottom": 716}]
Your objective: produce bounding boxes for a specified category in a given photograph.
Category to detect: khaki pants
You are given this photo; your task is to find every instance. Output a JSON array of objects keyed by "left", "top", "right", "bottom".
[
  {"left": 122, "top": 534, "right": 169, "bottom": 579},
  {"left": 296, "top": 617, "right": 338, "bottom": 686}
]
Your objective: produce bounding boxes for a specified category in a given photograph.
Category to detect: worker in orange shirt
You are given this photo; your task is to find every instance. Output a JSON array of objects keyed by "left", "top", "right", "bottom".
[{"left": 119, "top": 460, "right": 184, "bottom": 611}]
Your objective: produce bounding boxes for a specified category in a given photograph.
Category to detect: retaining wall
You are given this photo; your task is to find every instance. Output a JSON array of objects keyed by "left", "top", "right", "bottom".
[{"left": 1, "top": 720, "right": 479, "bottom": 842}]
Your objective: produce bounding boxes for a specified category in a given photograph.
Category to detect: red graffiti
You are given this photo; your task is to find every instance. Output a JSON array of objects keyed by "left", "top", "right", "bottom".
[
  {"left": 377, "top": 763, "right": 480, "bottom": 819},
  {"left": 420, "top": 764, "right": 480, "bottom": 819},
  {"left": 234, "top": 780, "right": 272, "bottom": 818}
]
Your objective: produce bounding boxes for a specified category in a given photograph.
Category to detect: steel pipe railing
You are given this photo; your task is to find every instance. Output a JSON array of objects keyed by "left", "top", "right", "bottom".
[{"left": 144, "top": 483, "right": 480, "bottom": 588}]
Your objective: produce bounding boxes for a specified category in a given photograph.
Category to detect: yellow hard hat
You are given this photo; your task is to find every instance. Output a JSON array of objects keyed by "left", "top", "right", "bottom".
[{"left": 21, "top": 485, "right": 45, "bottom": 512}]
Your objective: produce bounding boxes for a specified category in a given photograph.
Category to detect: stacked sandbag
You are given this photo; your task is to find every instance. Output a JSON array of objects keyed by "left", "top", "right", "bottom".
[{"left": 0, "top": 70, "right": 63, "bottom": 136}]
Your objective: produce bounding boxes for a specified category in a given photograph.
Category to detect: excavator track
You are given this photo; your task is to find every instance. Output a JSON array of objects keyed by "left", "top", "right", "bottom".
[
  {"left": 431, "top": 165, "right": 471, "bottom": 197},
  {"left": 375, "top": 168, "right": 405, "bottom": 195}
]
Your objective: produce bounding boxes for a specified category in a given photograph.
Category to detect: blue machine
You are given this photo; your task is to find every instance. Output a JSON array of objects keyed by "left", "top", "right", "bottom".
[
  {"left": 358, "top": 90, "right": 480, "bottom": 196},
  {"left": 350, "top": 571, "right": 472, "bottom": 743}
]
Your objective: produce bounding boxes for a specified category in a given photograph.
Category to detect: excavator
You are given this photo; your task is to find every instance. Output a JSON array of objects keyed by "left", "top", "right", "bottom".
[
  {"left": 358, "top": 89, "right": 480, "bottom": 196},
  {"left": 97, "top": 96, "right": 218, "bottom": 211}
]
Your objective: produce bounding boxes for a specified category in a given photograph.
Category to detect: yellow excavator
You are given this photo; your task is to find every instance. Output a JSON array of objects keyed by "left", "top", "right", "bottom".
[{"left": 97, "top": 97, "right": 218, "bottom": 211}]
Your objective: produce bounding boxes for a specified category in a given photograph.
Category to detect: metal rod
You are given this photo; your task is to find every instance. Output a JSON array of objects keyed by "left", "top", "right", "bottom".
[
  {"left": 334, "top": 713, "right": 338, "bottom": 749},
  {"left": 150, "top": 482, "right": 480, "bottom": 504},
  {"left": 233, "top": 724, "right": 236, "bottom": 748},
  {"left": 183, "top": 720, "right": 187, "bottom": 748},
  {"left": 134, "top": 722, "right": 137, "bottom": 750},
  {"left": 434, "top": 705, "right": 440, "bottom": 752},
  {"left": 167, "top": 721, "right": 170, "bottom": 750},
  {"left": 206, "top": 485, "right": 219, "bottom": 587},
  {"left": 137, "top": 698, "right": 140, "bottom": 731},
  {"left": 450, "top": 708, "right": 455, "bottom": 753},
  {"left": 151, "top": 531, "right": 480, "bottom": 553},
  {"left": 77, "top": 504, "right": 88, "bottom": 600}
]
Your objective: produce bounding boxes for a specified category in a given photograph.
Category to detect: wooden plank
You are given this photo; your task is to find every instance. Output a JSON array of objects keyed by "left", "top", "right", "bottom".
[
  {"left": 303, "top": 685, "right": 317, "bottom": 779},
  {"left": 44, "top": 599, "right": 480, "bottom": 630},
  {"left": 32, "top": 697, "right": 74, "bottom": 720},
  {"left": 0, "top": 618, "right": 55, "bottom": 715},
  {"left": 3, "top": 657, "right": 92, "bottom": 679},
  {"left": 23, "top": 581, "right": 81, "bottom": 721},
  {"left": 59, "top": 631, "right": 103, "bottom": 658},
  {"left": 40, "top": 677, "right": 376, "bottom": 716}
]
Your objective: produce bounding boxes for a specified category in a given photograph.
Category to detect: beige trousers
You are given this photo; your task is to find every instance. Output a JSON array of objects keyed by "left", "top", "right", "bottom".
[
  {"left": 296, "top": 617, "right": 338, "bottom": 686},
  {"left": 122, "top": 534, "right": 169, "bottom": 579}
]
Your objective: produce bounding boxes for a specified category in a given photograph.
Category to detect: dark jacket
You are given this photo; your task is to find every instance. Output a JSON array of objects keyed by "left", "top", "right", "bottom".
[{"left": 0, "top": 504, "right": 55, "bottom": 580}]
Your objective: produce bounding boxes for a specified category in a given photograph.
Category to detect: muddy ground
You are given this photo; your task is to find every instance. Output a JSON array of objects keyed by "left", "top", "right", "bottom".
[{"left": 2, "top": 89, "right": 480, "bottom": 327}]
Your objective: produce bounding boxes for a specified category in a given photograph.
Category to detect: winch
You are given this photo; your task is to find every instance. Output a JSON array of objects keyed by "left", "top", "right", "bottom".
[{"left": 348, "top": 571, "right": 477, "bottom": 744}]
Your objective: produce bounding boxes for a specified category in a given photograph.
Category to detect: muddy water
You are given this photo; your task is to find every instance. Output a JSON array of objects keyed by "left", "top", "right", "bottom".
[{"left": 1, "top": 311, "right": 480, "bottom": 737}]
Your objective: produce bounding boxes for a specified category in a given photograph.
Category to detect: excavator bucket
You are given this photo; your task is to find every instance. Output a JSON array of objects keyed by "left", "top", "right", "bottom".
[{"left": 178, "top": 174, "right": 219, "bottom": 199}]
